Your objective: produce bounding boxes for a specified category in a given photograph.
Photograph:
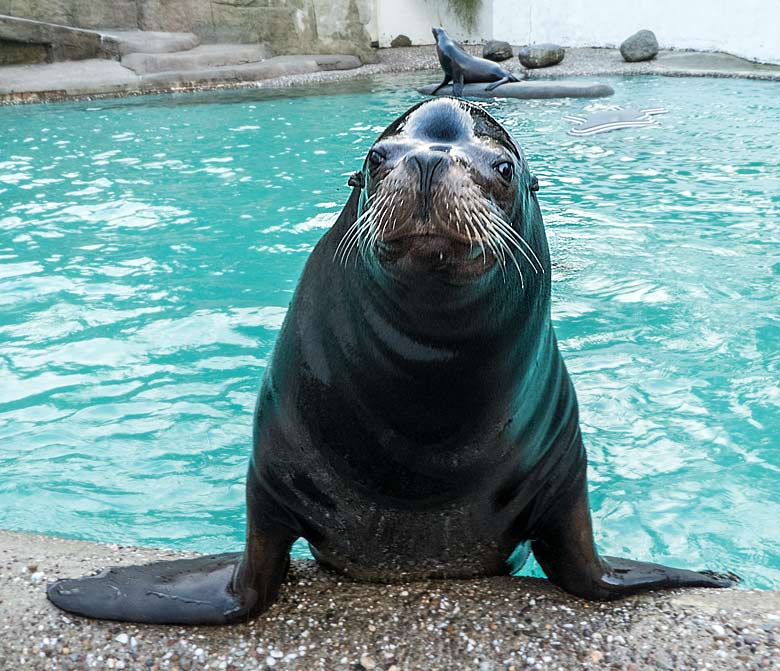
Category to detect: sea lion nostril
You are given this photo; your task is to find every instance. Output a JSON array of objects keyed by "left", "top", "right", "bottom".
[{"left": 410, "top": 153, "right": 446, "bottom": 194}]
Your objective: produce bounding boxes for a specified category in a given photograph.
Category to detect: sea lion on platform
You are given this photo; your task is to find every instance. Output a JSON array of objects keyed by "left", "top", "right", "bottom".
[
  {"left": 432, "top": 27, "right": 521, "bottom": 96},
  {"left": 47, "top": 97, "right": 737, "bottom": 625}
]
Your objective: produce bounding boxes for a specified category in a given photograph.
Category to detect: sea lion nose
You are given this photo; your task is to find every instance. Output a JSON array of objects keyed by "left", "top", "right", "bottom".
[{"left": 408, "top": 150, "right": 450, "bottom": 195}]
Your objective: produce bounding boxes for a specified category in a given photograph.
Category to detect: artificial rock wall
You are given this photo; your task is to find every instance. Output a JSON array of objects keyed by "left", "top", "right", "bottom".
[{"left": 0, "top": 0, "right": 375, "bottom": 60}]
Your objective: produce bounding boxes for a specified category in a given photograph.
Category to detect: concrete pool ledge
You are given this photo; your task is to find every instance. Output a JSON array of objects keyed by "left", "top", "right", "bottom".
[
  {"left": 1, "top": 46, "right": 780, "bottom": 105},
  {"left": 1, "top": 530, "right": 778, "bottom": 670},
  {"left": 0, "top": 54, "right": 363, "bottom": 104}
]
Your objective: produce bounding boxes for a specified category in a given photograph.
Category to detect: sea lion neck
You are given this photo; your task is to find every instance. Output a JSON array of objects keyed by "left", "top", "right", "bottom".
[{"left": 347, "top": 253, "right": 522, "bottom": 350}]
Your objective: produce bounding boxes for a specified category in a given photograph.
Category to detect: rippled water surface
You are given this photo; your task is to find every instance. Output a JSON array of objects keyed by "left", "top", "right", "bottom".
[{"left": 1, "top": 75, "right": 778, "bottom": 588}]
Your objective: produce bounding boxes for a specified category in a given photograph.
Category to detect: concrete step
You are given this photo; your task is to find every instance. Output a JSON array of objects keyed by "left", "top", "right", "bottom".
[
  {"left": 0, "top": 54, "right": 363, "bottom": 102},
  {"left": 0, "top": 15, "right": 199, "bottom": 62},
  {"left": 121, "top": 44, "right": 272, "bottom": 75},
  {"left": 137, "top": 54, "right": 362, "bottom": 87},
  {"left": 98, "top": 30, "right": 199, "bottom": 57}
]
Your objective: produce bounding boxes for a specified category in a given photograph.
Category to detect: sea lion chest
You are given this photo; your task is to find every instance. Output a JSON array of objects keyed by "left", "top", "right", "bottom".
[{"left": 251, "top": 243, "right": 575, "bottom": 580}]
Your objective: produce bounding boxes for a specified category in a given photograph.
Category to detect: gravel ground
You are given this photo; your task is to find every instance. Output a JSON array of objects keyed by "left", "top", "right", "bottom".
[
  {"left": 1, "top": 45, "right": 779, "bottom": 105},
  {"left": 166, "top": 46, "right": 780, "bottom": 95},
  {"left": 250, "top": 45, "right": 780, "bottom": 90},
  {"left": 1, "top": 530, "right": 779, "bottom": 671}
]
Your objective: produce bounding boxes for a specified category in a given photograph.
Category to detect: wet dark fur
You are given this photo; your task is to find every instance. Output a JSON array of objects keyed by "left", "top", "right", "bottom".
[
  {"left": 432, "top": 27, "right": 521, "bottom": 96},
  {"left": 47, "top": 98, "right": 738, "bottom": 625}
]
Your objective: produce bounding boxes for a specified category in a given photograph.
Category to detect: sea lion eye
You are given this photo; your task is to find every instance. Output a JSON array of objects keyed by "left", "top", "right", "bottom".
[
  {"left": 495, "top": 161, "right": 514, "bottom": 182},
  {"left": 368, "top": 149, "right": 385, "bottom": 168}
]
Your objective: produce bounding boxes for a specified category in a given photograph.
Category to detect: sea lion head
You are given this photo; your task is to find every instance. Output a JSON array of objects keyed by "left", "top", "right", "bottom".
[{"left": 339, "top": 98, "right": 545, "bottom": 288}]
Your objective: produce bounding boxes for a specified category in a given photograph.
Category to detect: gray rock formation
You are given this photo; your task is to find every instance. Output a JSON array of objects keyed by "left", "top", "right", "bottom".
[
  {"left": 0, "top": 14, "right": 114, "bottom": 62},
  {"left": 121, "top": 43, "right": 272, "bottom": 75},
  {"left": 0, "top": 38, "right": 47, "bottom": 65},
  {"left": 482, "top": 39, "right": 512, "bottom": 62},
  {"left": 390, "top": 34, "right": 411, "bottom": 48},
  {"left": 620, "top": 29, "right": 659, "bottom": 62},
  {"left": 0, "top": 0, "right": 377, "bottom": 63},
  {"left": 518, "top": 43, "right": 565, "bottom": 68},
  {"left": 100, "top": 30, "right": 200, "bottom": 57},
  {"left": 0, "top": 0, "right": 137, "bottom": 30}
]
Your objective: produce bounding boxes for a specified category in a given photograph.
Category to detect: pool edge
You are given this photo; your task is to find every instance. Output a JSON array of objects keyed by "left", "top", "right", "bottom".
[
  {"left": 2, "top": 46, "right": 780, "bottom": 107},
  {"left": 2, "top": 528, "right": 778, "bottom": 669}
]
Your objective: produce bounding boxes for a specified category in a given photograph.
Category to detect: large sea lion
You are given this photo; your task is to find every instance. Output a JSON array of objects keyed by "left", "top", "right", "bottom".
[
  {"left": 47, "top": 98, "right": 737, "bottom": 625},
  {"left": 432, "top": 27, "right": 521, "bottom": 96}
]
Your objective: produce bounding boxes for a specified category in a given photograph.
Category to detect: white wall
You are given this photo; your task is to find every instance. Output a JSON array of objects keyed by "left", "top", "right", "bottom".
[
  {"left": 374, "top": 0, "right": 492, "bottom": 47},
  {"left": 493, "top": 0, "right": 780, "bottom": 64},
  {"left": 374, "top": 0, "right": 780, "bottom": 64}
]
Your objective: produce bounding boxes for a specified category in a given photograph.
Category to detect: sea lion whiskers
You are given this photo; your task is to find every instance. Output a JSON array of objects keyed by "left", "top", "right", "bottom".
[
  {"left": 335, "top": 207, "right": 373, "bottom": 265},
  {"left": 482, "top": 197, "right": 544, "bottom": 274},
  {"left": 449, "top": 181, "right": 527, "bottom": 286},
  {"left": 486, "top": 215, "right": 532, "bottom": 287},
  {"left": 335, "top": 191, "right": 389, "bottom": 266},
  {"left": 335, "top": 193, "right": 380, "bottom": 260},
  {"left": 464, "top": 196, "right": 510, "bottom": 281},
  {"left": 362, "top": 187, "right": 403, "bottom": 263},
  {"left": 481, "top": 203, "right": 542, "bottom": 276},
  {"left": 488, "top": 219, "right": 524, "bottom": 287},
  {"left": 468, "top": 183, "right": 542, "bottom": 273},
  {"left": 477, "top": 215, "right": 508, "bottom": 282},
  {"left": 461, "top": 197, "right": 516, "bottom": 283},
  {"left": 456, "top": 181, "right": 516, "bottom": 273},
  {"left": 334, "top": 220, "right": 361, "bottom": 265}
]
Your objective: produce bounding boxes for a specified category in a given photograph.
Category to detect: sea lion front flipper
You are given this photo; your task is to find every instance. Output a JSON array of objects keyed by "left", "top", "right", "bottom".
[
  {"left": 530, "top": 470, "right": 739, "bottom": 601},
  {"left": 432, "top": 75, "right": 452, "bottom": 94},
  {"left": 47, "top": 523, "right": 295, "bottom": 624},
  {"left": 452, "top": 69, "right": 465, "bottom": 97}
]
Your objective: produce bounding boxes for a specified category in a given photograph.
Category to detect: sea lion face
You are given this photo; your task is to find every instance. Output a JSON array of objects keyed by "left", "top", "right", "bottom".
[{"left": 343, "top": 98, "right": 539, "bottom": 285}]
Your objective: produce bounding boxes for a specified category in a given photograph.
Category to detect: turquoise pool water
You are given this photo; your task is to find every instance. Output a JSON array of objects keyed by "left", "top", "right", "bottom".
[{"left": 1, "top": 75, "right": 778, "bottom": 589}]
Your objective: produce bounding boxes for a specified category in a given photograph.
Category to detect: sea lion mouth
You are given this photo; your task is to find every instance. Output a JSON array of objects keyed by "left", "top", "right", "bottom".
[
  {"left": 377, "top": 233, "right": 495, "bottom": 275},
  {"left": 380, "top": 224, "right": 483, "bottom": 250},
  {"left": 356, "top": 161, "right": 508, "bottom": 279}
]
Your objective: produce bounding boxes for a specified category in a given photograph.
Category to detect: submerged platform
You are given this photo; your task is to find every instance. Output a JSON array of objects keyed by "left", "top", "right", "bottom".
[
  {"left": 1, "top": 529, "right": 778, "bottom": 670},
  {"left": 417, "top": 80, "right": 614, "bottom": 100}
]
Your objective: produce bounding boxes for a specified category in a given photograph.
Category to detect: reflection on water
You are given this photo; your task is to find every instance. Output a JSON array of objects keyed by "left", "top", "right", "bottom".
[{"left": 1, "top": 75, "right": 778, "bottom": 588}]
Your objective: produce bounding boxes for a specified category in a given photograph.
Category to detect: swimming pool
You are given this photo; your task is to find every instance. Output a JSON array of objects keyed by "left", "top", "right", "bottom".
[{"left": 1, "top": 75, "right": 778, "bottom": 589}]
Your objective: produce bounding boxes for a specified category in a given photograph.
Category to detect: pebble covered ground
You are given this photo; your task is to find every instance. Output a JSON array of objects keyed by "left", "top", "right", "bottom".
[
  {"left": 1, "top": 531, "right": 779, "bottom": 670},
  {"left": 2, "top": 45, "right": 780, "bottom": 105},
  {"left": 235, "top": 45, "right": 780, "bottom": 92}
]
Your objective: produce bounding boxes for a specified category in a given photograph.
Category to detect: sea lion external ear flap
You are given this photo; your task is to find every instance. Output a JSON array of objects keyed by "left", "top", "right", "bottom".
[
  {"left": 530, "top": 176, "right": 540, "bottom": 192},
  {"left": 348, "top": 172, "right": 364, "bottom": 188}
]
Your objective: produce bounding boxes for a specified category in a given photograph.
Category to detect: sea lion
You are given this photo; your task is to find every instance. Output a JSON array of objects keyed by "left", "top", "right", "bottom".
[
  {"left": 47, "top": 98, "right": 737, "bottom": 625},
  {"left": 432, "top": 27, "right": 521, "bottom": 97}
]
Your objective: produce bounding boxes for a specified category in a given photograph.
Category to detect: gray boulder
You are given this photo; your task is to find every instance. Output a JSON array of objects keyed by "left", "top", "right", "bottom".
[
  {"left": 620, "top": 30, "right": 659, "bottom": 62},
  {"left": 390, "top": 34, "right": 412, "bottom": 48},
  {"left": 518, "top": 43, "right": 564, "bottom": 68},
  {"left": 482, "top": 39, "right": 513, "bottom": 62}
]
